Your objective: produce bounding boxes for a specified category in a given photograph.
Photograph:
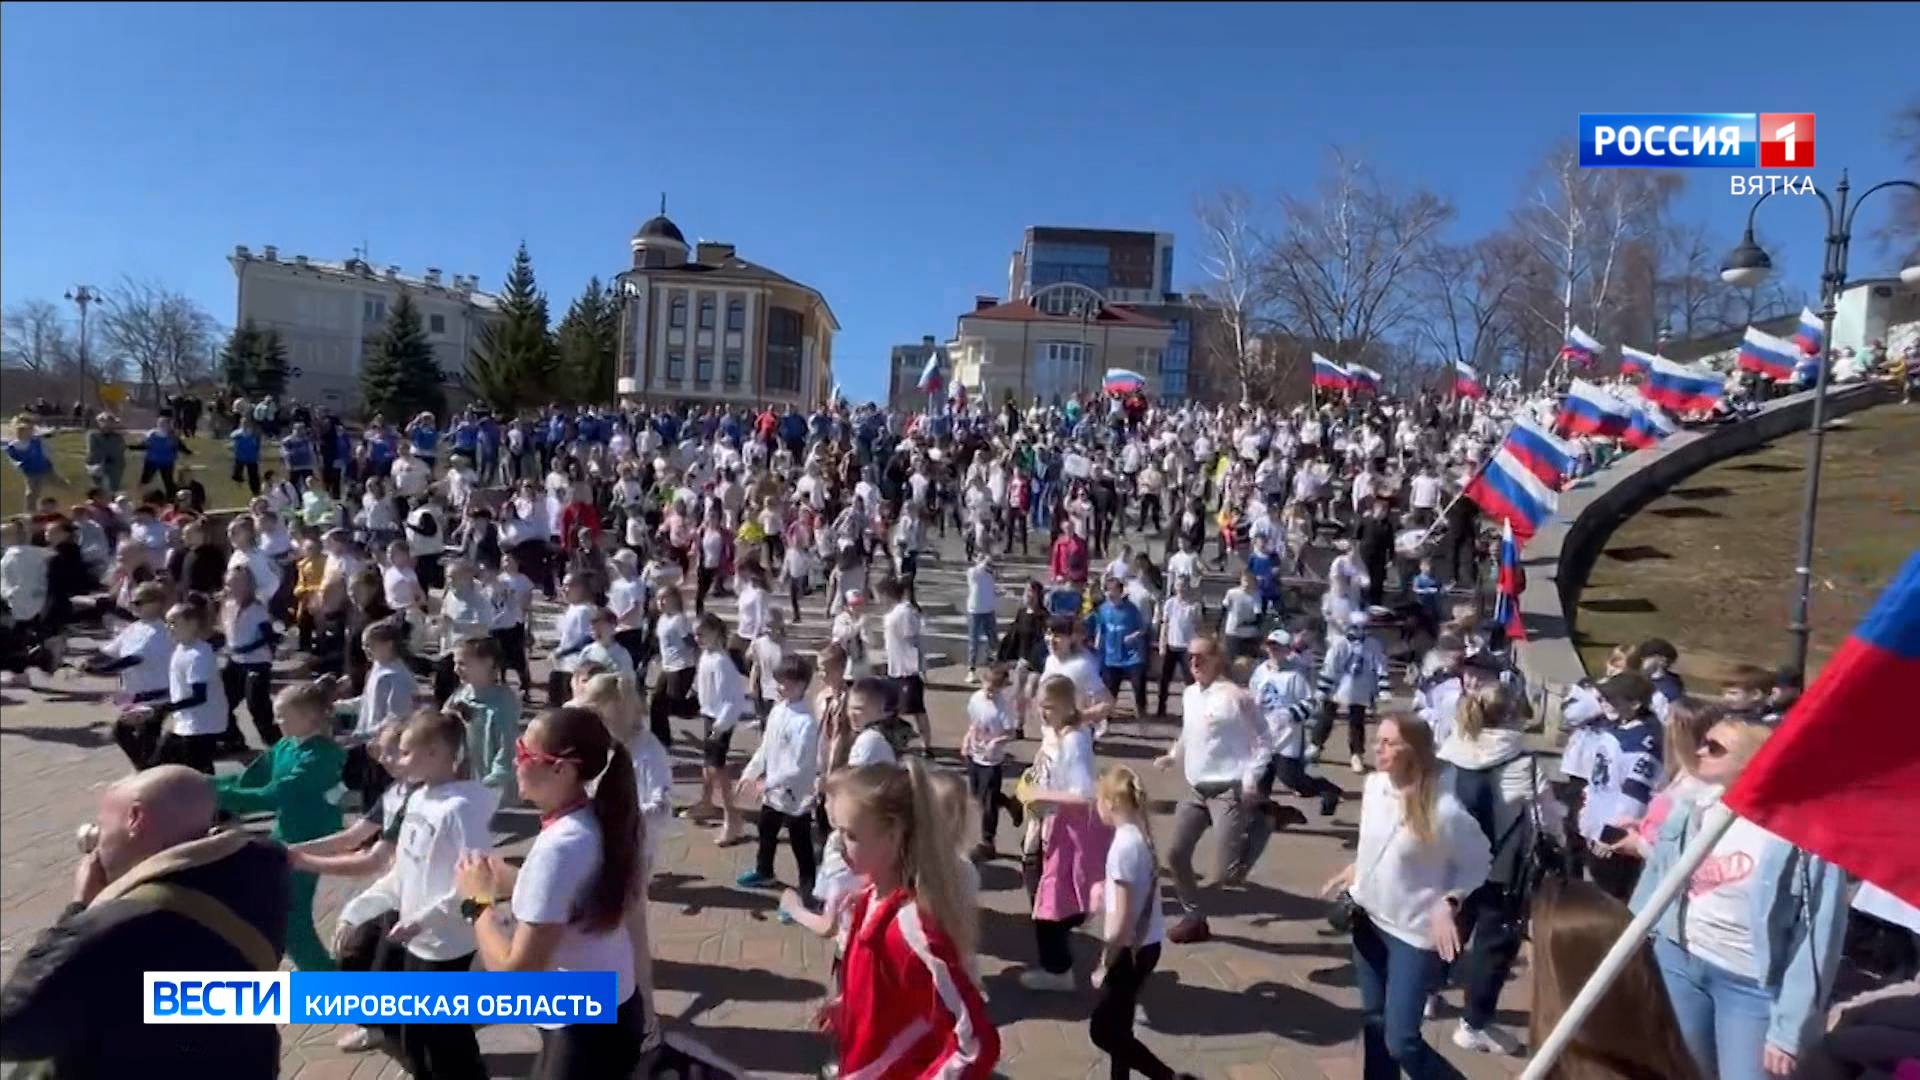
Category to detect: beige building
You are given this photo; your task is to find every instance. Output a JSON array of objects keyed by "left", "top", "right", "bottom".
[
  {"left": 614, "top": 212, "right": 837, "bottom": 409},
  {"left": 946, "top": 282, "right": 1171, "bottom": 406},
  {"left": 229, "top": 245, "right": 499, "bottom": 409}
]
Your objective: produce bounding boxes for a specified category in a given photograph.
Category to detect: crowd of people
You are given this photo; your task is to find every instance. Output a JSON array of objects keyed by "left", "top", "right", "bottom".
[{"left": 0, "top": 374, "right": 1914, "bottom": 1080}]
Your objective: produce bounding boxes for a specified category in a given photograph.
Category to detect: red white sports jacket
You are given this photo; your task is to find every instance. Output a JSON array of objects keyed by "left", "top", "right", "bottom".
[{"left": 834, "top": 885, "right": 998, "bottom": 1079}]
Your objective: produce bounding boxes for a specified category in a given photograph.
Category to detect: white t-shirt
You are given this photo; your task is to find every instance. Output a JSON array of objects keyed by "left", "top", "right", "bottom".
[
  {"left": 735, "top": 585, "right": 769, "bottom": 640},
  {"left": 965, "top": 565, "right": 996, "bottom": 616},
  {"left": 965, "top": 688, "right": 1015, "bottom": 766},
  {"left": 490, "top": 572, "right": 532, "bottom": 630},
  {"left": 1040, "top": 725, "right": 1097, "bottom": 798},
  {"left": 749, "top": 635, "right": 786, "bottom": 701},
  {"left": 223, "top": 601, "right": 274, "bottom": 666},
  {"left": 1683, "top": 814, "right": 1776, "bottom": 980},
  {"left": 882, "top": 604, "right": 921, "bottom": 678},
  {"left": 607, "top": 577, "right": 645, "bottom": 628},
  {"left": 655, "top": 612, "right": 697, "bottom": 672},
  {"left": 580, "top": 640, "right": 636, "bottom": 683},
  {"left": 1105, "top": 822, "right": 1166, "bottom": 947},
  {"left": 1041, "top": 651, "right": 1110, "bottom": 714},
  {"left": 551, "top": 603, "right": 594, "bottom": 673},
  {"left": 105, "top": 618, "right": 173, "bottom": 699},
  {"left": 383, "top": 565, "right": 424, "bottom": 610},
  {"left": 847, "top": 727, "right": 897, "bottom": 767},
  {"left": 1410, "top": 474, "right": 1442, "bottom": 510},
  {"left": 1160, "top": 595, "right": 1200, "bottom": 649},
  {"left": 1222, "top": 587, "right": 1261, "bottom": 638},
  {"left": 167, "top": 641, "right": 228, "bottom": 736},
  {"left": 510, "top": 809, "right": 636, "bottom": 1024}
]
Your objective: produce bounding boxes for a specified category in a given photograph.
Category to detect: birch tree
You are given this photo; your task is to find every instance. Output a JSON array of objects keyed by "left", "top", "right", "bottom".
[{"left": 1193, "top": 188, "right": 1277, "bottom": 404}]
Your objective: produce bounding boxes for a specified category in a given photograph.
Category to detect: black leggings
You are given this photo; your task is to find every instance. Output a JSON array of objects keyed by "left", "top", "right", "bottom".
[
  {"left": 1102, "top": 663, "right": 1148, "bottom": 719},
  {"left": 648, "top": 666, "right": 697, "bottom": 748},
  {"left": 394, "top": 951, "right": 486, "bottom": 1080},
  {"left": 111, "top": 693, "right": 169, "bottom": 768},
  {"left": 222, "top": 662, "right": 280, "bottom": 747},
  {"left": 1035, "top": 913, "right": 1085, "bottom": 975},
  {"left": 695, "top": 563, "right": 720, "bottom": 613},
  {"left": 533, "top": 993, "right": 643, "bottom": 1080},
  {"left": 1090, "top": 944, "right": 1174, "bottom": 1080},
  {"left": 154, "top": 731, "right": 217, "bottom": 774},
  {"left": 755, "top": 807, "right": 817, "bottom": 895},
  {"left": 1155, "top": 648, "right": 1188, "bottom": 715},
  {"left": 1313, "top": 702, "right": 1368, "bottom": 759},
  {"left": 492, "top": 626, "right": 532, "bottom": 694}
]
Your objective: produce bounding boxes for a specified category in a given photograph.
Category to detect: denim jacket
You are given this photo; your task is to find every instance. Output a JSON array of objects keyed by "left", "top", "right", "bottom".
[{"left": 1629, "top": 797, "right": 1850, "bottom": 1053}]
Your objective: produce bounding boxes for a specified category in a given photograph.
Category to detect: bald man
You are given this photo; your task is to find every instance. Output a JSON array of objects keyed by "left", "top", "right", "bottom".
[{"left": 0, "top": 766, "right": 289, "bottom": 1076}]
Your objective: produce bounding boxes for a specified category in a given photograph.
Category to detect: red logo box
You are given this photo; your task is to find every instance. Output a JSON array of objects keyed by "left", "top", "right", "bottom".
[{"left": 1759, "top": 113, "right": 1815, "bottom": 169}]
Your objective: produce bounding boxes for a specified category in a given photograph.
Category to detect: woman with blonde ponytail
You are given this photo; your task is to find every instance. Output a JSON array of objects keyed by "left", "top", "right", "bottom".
[
  {"left": 1321, "top": 715, "right": 1490, "bottom": 1080},
  {"left": 823, "top": 760, "right": 999, "bottom": 1079},
  {"left": 1090, "top": 766, "right": 1196, "bottom": 1080}
]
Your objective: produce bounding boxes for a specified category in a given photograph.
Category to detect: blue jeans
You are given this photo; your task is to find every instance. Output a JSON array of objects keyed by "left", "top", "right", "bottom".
[
  {"left": 1032, "top": 481, "right": 1054, "bottom": 529},
  {"left": 1654, "top": 937, "right": 1774, "bottom": 1080},
  {"left": 967, "top": 613, "right": 997, "bottom": 669},
  {"left": 1352, "top": 916, "right": 1462, "bottom": 1080}
]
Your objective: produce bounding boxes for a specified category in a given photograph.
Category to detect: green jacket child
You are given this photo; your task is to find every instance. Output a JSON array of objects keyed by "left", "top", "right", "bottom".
[{"left": 214, "top": 733, "right": 346, "bottom": 972}]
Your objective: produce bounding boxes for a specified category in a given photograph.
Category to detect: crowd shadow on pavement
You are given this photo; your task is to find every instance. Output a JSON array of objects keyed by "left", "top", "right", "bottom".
[
  {"left": 0, "top": 719, "right": 114, "bottom": 749},
  {"left": 1145, "top": 973, "right": 1357, "bottom": 1045}
]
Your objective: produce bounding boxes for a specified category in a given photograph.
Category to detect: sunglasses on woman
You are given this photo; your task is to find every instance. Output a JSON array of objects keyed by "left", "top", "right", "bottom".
[
  {"left": 514, "top": 735, "right": 578, "bottom": 769},
  {"left": 1700, "top": 736, "right": 1730, "bottom": 759}
]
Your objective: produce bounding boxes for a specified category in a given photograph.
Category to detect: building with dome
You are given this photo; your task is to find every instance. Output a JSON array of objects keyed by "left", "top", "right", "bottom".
[{"left": 614, "top": 202, "right": 838, "bottom": 409}]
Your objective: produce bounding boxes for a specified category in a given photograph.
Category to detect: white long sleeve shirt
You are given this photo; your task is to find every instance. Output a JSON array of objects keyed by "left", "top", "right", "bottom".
[
  {"left": 102, "top": 617, "right": 173, "bottom": 699},
  {"left": 742, "top": 698, "right": 823, "bottom": 815},
  {"left": 695, "top": 649, "right": 752, "bottom": 734},
  {"left": 372, "top": 779, "right": 499, "bottom": 960},
  {"left": 1174, "top": 680, "right": 1271, "bottom": 791},
  {"left": 626, "top": 730, "right": 674, "bottom": 869},
  {"left": 351, "top": 660, "right": 417, "bottom": 738},
  {"left": 1350, "top": 772, "right": 1492, "bottom": 950},
  {"left": 1249, "top": 660, "right": 1318, "bottom": 759},
  {"left": 1320, "top": 632, "right": 1388, "bottom": 707},
  {"left": 551, "top": 603, "right": 595, "bottom": 674}
]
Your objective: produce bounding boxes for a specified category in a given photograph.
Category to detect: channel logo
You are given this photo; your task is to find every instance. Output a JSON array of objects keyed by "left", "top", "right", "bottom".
[{"left": 1579, "top": 113, "right": 1813, "bottom": 169}]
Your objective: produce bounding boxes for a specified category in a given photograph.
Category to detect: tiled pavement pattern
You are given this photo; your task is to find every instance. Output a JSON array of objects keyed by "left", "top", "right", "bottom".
[{"left": 1, "top": 523, "right": 1525, "bottom": 1079}]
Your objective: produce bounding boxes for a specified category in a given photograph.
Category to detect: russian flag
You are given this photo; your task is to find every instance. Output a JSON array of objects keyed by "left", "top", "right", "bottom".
[
  {"left": 1502, "top": 419, "right": 1580, "bottom": 491},
  {"left": 917, "top": 351, "right": 943, "bottom": 394},
  {"left": 1552, "top": 379, "right": 1633, "bottom": 439},
  {"left": 1558, "top": 327, "right": 1603, "bottom": 368},
  {"left": 1737, "top": 326, "right": 1800, "bottom": 381},
  {"left": 1493, "top": 520, "right": 1526, "bottom": 642},
  {"left": 1103, "top": 368, "right": 1146, "bottom": 395},
  {"left": 1620, "top": 400, "right": 1677, "bottom": 451},
  {"left": 1619, "top": 345, "right": 1657, "bottom": 379},
  {"left": 1463, "top": 447, "right": 1558, "bottom": 542},
  {"left": 1347, "top": 364, "right": 1382, "bottom": 394},
  {"left": 1793, "top": 307, "right": 1824, "bottom": 356},
  {"left": 1644, "top": 356, "right": 1724, "bottom": 413},
  {"left": 1723, "top": 553, "right": 1920, "bottom": 905},
  {"left": 1453, "top": 360, "right": 1485, "bottom": 399},
  {"left": 1312, "top": 353, "right": 1351, "bottom": 390}
]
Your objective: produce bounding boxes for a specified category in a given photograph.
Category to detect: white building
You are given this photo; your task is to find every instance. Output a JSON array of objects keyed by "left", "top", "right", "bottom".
[
  {"left": 945, "top": 282, "right": 1171, "bottom": 406},
  {"left": 228, "top": 245, "right": 500, "bottom": 409}
]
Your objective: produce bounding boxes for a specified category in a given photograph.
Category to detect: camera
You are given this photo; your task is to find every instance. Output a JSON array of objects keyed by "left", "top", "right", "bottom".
[{"left": 76, "top": 823, "right": 100, "bottom": 855}]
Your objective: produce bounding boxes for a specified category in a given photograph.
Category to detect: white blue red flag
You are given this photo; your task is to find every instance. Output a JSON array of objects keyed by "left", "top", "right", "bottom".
[
  {"left": 1311, "top": 354, "right": 1350, "bottom": 391},
  {"left": 1619, "top": 345, "right": 1657, "bottom": 379},
  {"left": 1793, "top": 307, "right": 1825, "bottom": 356},
  {"left": 1501, "top": 419, "right": 1580, "bottom": 491},
  {"left": 1102, "top": 368, "right": 1146, "bottom": 395},
  {"left": 1347, "top": 364, "right": 1382, "bottom": 394},
  {"left": 917, "top": 351, "right": 943, "bottom": 394},
  {"left": 1493, "top": 519, "right": 1526, "bottom": 642},
  {"left": 1643, "top": 356, "right": 1724, "bottom": 414},
  {"left": 1552, "top": 379, "right": 1633, "bottom": 439},
  {"left": 1724, "top": 553, "right": 1920, "bottom": 905},
  {"left": 1737, "top": 326, "right": 1800, "bottom": 381},
  {"left": 1620, "top": 398, "right": 1678, "bottom": 451},
  {"left": 1463, "top": 447, "right": 1558, "bottom": 542},
  {"left": 1453, "top": 360, "right": 1485, "bottom": 399},
  {"left": 1558, "top": 327, "right": 1603, "bottom": 368}
]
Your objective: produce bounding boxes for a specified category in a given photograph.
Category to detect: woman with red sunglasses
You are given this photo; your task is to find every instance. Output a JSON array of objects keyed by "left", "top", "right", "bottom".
[{"left": 456, "top": 707, "right": 644, "bottom": 1079}]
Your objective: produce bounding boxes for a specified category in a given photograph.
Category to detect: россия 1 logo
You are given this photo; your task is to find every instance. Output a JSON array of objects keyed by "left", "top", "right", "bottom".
[{"left": 1580, "top": 113, "right": 1816, "bottom": 195}]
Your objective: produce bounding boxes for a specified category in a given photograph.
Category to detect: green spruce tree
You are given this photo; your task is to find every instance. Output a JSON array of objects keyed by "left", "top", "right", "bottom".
[
  {"left": 467, "top": 243, "right": 556, "bottom": 413},
  {"left": 255, "top": 328, "right": 290, "bottom": 399},
  {"left": 557, "top": 277, "right": 620, "bottom": 403},
  {"left": 220, "top": 320, "right": 264, "bottom": 396},
  {"left": 363, "top": 294, "right": 442, "bottom": 419}
]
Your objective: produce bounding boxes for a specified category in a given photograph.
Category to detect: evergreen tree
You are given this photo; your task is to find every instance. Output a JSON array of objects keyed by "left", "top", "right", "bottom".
[
  {"left": 255, "top": 328, "right": 290, "bottom": 399},
  {"left": 363, "top": 294, "right": 443, "bottom": 419},
  {"left": 557, "top": 277, "right": 620, "bottom": 403},
  {"left": 467, "top": 243, "right": 556, "bottom": 413},
  {"left": 220, "top": 320, "right": 264, "bottom": 395}
]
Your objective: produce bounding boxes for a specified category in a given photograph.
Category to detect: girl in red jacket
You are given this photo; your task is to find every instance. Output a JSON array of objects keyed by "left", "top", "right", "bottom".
[{"left": 823, "top": 759, "right": 999, "bottom": 1079}]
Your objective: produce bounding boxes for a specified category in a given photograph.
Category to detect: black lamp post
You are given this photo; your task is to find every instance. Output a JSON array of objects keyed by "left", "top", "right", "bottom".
[
  {"left": 1721, "top": 169, "right": 1920, "bottom": 676},
  {"left": 64, "top": 285, "right": 99, "bottom": 410}
]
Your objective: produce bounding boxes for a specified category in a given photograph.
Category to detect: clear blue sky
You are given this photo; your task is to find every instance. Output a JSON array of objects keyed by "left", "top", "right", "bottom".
[{"left": 4, "top": 2, "right": 1915, "bottom": 400}]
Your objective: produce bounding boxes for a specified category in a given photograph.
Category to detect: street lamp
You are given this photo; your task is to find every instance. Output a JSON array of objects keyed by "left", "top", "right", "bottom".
[
  {"left": 64, "top": 284, "right": 99, "bottom": 411},
  {"left": 1720, "top": 169, "right": 1920, "bottom": 676}
]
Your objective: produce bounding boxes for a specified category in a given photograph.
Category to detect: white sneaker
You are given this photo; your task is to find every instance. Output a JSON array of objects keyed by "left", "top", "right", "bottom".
[
  {"left": 1304, "top": 744, "right": 1321, "bottom": 762},
  {"left": 1017, "top": 968, "right": 1075, "bottom": 993},
  {"left": 336, "top": 1026, "right": 382, "bottom": 1052},
  {"left": 964, "top": 669, "right": 978, "bottom": 684},
  {"left": 1350, "top": 754, "right": 1367, "bottom": 773},
  {"left": 1452, "top": 1021, "right": 1523, "bottom": 1056}
]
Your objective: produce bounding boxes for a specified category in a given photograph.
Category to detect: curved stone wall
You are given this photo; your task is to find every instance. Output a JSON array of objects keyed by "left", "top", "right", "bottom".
[{"left": 1515, "top": 382, "right": 1893, "bottom": 731}]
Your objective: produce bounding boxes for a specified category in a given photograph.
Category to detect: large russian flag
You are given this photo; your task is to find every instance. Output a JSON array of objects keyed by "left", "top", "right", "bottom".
[
  {"left": 1723, "top": 554, "right": 1920, "bottom": 906},
  {"left": 1502, "top": 419, "right": 1580, "bottom": 491},
  {"left": 1620, "top": 400, "right": 1677, "bottom": 450},
  {"left": 1463, "top": 447, "right": 1558, "bottom": 542},
  {"left": 1311, "top": 353, "right": 1350, "bottom": 390},
  {"left": 1347, "top": 364, "right": 1381, "bottom": 394},
  {"left": 1558, "top": 326, "right": 1603, "bottom": 368},
  {"left": 1453, "top": 360, "right": 1485, "bottom": 399},
  {"left": 1793, "top": 306, "right": 1825, "bottom": 356},
  {"left": 1644, "top": 356, "right": 1725, "bottom": 413},
  {"left": 1737, "top": 326, "right": 1800, "bottom": 380},
  {"left": 1493, "top": 519, "right": 1526, "bottom": 642},
  {"left": 1552, "top": 379, "right": 1633, "bottom": 439},
  {"left": 1619, "top": 345, "right": 1657, "bottom": 379},
  {"left": 917, "top": 351, "right": 943, "bottom": 393}
]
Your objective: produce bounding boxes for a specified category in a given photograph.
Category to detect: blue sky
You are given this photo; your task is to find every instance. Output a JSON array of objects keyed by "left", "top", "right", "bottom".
[{"left": 4, "top": 2, "right": 1915, "bottom": 400}]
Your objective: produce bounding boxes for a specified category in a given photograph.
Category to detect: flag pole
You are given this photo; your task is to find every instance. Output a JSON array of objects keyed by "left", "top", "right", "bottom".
[{"left": 1518, "top": 801, "right": 1738, "bottom": 1080}]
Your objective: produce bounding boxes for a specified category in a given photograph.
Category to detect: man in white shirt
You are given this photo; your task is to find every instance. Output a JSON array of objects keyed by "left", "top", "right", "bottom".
[{"left": 1155, "top": 634, "right": 1270, "bottom": 944}]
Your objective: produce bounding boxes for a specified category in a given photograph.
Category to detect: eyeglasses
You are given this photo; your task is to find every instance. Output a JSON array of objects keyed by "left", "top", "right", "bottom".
[{"left": 514, "top": 735, "right": 578, "bottom": 769}]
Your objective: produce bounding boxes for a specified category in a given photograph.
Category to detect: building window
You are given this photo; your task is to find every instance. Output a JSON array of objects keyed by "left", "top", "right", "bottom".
[
  {"left": 765, "top": 308, "right": 804, "bottom": 393},
  {"left": 1044, "top": 341, "right": 1087, "bottom": 366},
  {"left": 695, "top": 346, "right": 714, "bottom": 384},
  {"left": 724, "top": 349, "right": 743, "bottom": 386},
  {"left": 363, "top": 295, "right": 387, "bottom": 326},
  {"left": 698, "top": 297, "right": 716, "bottom": 330},
  {"left": 669, "top": 295, "right": 687, "bottom": 328},
  {"left": 429, "top": 314, "right": 446, "bottom": 334},
  {"left": 726, "top": 299, "right": 745, "bottom": 332},
  {"left": 666, "top": 349, "right": 685, "bottom": 381}
]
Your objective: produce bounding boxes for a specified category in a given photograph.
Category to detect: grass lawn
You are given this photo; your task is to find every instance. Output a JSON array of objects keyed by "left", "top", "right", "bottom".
[
  {"left": 1, "top": 428, "right": 269, "bottom": 514},
  {"left": 1575, "top": 402, "right": 1920, "bottom": 688}
]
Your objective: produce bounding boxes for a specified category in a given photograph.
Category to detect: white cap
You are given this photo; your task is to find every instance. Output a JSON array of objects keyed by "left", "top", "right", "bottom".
[
  {"left": 1265, "top": 629, "right": 1292, "bottom": 647},
  {"left": 1348, "top": 611, "right": 1371, "bottom": 628}
]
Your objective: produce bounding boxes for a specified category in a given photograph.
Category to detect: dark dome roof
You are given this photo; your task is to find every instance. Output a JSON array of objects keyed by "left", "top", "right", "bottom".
[{"left": 634, "top": 215, "right": 686, "bottom": 245}]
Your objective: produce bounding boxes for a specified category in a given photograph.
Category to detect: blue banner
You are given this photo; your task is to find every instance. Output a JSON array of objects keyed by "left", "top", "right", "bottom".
[{"left": 289, "top": 970, "right": 619, "bottom": 1025}]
